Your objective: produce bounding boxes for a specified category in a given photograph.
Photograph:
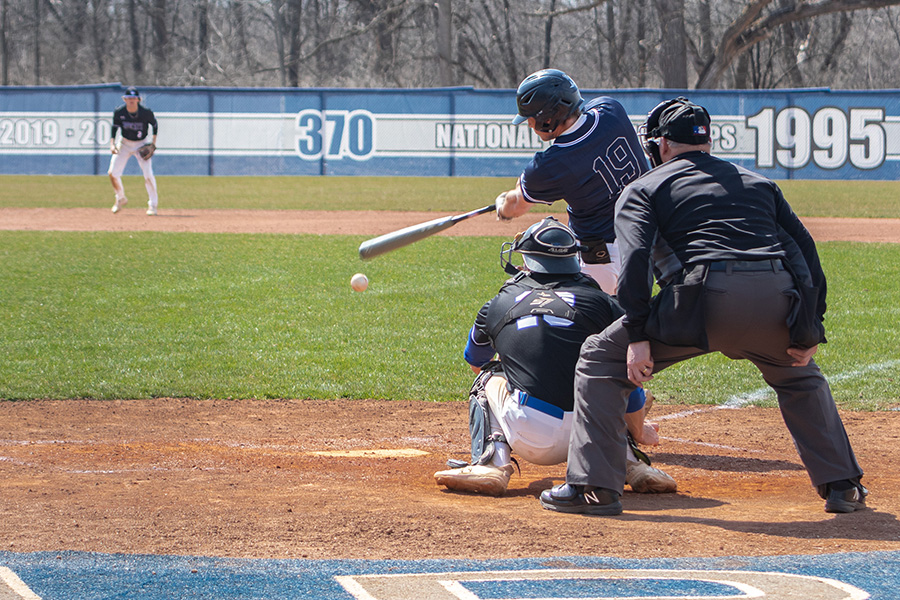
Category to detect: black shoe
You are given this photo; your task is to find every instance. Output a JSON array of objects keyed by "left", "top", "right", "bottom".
[
  {"left": 539, "top": 483, "right": 622, "bottom": 515},
  {"left": 824, "top": 481, "right": 869, "bottom": 513}
]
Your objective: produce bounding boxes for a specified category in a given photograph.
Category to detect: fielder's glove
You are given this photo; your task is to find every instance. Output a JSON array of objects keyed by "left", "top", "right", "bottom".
[{"left": 139, "top": 143, "right": 156, "bottom": 160}]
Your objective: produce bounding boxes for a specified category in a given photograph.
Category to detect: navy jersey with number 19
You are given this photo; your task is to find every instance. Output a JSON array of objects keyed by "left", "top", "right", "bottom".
[{"left": 519, "top": 97, "right": 648, "bottom": 242}]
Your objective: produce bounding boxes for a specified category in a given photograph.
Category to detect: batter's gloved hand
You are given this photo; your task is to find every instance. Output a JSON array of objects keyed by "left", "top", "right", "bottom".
[
  {"left": 139, "top": 143, "right": 156, "bottom": 159},
  {"left": 495, "top": 192, "right": 512, "bottom": 222}
]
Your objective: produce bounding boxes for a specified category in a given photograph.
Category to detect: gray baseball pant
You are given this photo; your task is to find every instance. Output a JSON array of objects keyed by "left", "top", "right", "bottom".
[{"left": 566, "top": 266, "right": 862, "bottom": 494}]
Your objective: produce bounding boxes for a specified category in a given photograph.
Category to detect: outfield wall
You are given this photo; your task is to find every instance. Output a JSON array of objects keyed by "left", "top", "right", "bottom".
[{"left": 1, "top": 83, "right": 898, "bottom": 180}]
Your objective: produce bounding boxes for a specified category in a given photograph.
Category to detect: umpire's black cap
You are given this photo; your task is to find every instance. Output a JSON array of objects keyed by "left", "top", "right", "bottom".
[{"left": 649, "top": 97, "right": 711, "bottom": 145}]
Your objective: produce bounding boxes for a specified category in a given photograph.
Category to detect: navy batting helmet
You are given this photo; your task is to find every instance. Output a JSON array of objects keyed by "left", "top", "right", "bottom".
[{"left": 512, "top": 69, "right": 584, "bottom": 133}]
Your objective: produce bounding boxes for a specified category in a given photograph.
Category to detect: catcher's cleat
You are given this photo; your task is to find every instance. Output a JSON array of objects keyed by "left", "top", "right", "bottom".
[
  {"left": 146, "top": 207, "right": 157, "bottom": 216},
  {"left": 434, "top": 464, "right": 513, "bottom": 497},
  {"left": 539, "top": 483, "right": 622, "bottom": 516},
  {"left": 824, "top": 481, "right": 868, "bottom": 513},
  {"left": 626, "top": 460, "right": 677, "bottom": 493},
  {"left": 112, "top": 197, "right": 128, "bottom": 213}
]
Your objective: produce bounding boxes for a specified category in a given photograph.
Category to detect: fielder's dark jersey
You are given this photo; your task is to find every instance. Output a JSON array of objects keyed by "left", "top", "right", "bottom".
[
  {"left": 464, "top": 272, "right": 623, "bottom": 411},
  {"left": 519, "top": 97, "right": 649, "bottom": 242},
  {"left": 615, "top": 150, "right": 827, "bottom": 342},
  {"left": 111, "top": 105, "right": 158, "bottom": 142}
]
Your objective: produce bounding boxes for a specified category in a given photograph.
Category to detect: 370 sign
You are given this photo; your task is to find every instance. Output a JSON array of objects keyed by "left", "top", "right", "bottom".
[
  {"left": 746, "top": 106, "right": 885, "bottom": 170},
  {"left": 294, "top": 109, "right": 375, "bottom": 160}
]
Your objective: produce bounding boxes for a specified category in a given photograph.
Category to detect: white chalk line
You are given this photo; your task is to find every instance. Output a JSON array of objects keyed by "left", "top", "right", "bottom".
[
  {"left": 650, "top": 360, "right": 899, "bottom": 453},
  {"left": 656, "top": 359, "right": 900, "bottom": 420}
]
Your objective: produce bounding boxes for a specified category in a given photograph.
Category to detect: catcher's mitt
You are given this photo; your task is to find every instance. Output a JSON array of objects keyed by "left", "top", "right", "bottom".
[{"left": 138, "top": 143, "right": 156, "bottom": 160}]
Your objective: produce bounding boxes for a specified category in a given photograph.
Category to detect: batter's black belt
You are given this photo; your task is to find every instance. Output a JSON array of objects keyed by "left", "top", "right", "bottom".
[{"left": 708, "top": 259, "right": 784, "bottom": 273}]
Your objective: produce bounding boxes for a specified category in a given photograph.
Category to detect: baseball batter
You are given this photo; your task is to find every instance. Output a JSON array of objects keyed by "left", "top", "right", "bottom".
[
  {"left": 108, "top": 87, "right": 159, "bottom": 216},
  {"left": 494, "top": 69, "right": 649, "bottom": 295}
]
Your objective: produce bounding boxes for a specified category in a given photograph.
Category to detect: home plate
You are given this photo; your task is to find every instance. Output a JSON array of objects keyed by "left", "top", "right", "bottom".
[{"left": 306, "top": 448, "right": 429, "bottom": 458}]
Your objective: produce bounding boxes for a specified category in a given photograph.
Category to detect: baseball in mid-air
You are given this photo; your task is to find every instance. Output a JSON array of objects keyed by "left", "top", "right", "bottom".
[{"left": 350, "top": 273, "right": 369, "bottom": 292}]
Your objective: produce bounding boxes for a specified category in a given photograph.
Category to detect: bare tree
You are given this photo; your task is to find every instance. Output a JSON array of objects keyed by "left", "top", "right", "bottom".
[
  {"left": 436, "top": 0, "right": 453, "bottom": 85},
  {"left": 32, "top": 0, "right": 40, "bottom": 83},
  {"left": 0, "top": 0, "right": 8, "bottom": 85},
  {"left": 128, "top": 0, "right": 143, "bottom": 79},
  {"left": 149, "top": 0, "right": 168, "bottom": 79},
  {"left": 2, "top": 0, "right": 900, "bottom": 90},
  {"left": 542, "top": 0, "right": 557, "bottom": 69},
  {"left": 654, "top": 0, "right": 688, "bottom": 87},
  {"left": 196, "top": 0, "right": 210, "bottom": 79},
  {"left": 696, "top": 0, "right": 900, "bottom": 89}
]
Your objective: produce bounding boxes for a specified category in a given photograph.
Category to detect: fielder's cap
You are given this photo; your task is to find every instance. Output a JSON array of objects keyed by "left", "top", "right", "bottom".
[
  {"left": 512, "top": 216, "right": 582, "bottom": 274},
  {"left": 651, "top": 97, "right": 710, "bottom": 145},
  {"left": 123, "top": 87, "right": 140, "bottom": 98}
]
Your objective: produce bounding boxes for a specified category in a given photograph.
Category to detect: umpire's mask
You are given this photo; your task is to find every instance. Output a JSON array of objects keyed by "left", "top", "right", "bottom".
[{"left": 500, "top": 216, "right": 584, "bottom": 275}]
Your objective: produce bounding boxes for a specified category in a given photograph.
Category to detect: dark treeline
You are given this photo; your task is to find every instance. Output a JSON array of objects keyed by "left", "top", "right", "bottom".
[{"left": 2, "top": 0, "right": 899, "bottom": 90}]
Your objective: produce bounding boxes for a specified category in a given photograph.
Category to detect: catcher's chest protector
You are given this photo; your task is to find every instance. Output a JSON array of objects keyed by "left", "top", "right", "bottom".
[{"left": 487, "top": 275, "right": 591, "bottom": 341}]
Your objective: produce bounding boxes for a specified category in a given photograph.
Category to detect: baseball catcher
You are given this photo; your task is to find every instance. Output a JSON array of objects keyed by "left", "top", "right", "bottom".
[{"left": 434, "top": 217, "right": 676, "bottom": 496}]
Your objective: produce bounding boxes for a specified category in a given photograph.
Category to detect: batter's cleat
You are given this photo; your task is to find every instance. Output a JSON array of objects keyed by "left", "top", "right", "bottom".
[
  {"left": 626, "top": 460, "right": 677, "bottom": 493},
  {"left": 823, "top": 481, "right": 869, "bottom": 513},
  {"left": 434, "top": 464, "right": 513, "bottom": 497},
  {"left": 112, "top": 197, "right": 128, "bottom": 213},
  {"left": 539, "top": 483, "right": 622, "bottom": 515},
  {"left": 146, "top": 207, "right": 157, "bottom": 216}
]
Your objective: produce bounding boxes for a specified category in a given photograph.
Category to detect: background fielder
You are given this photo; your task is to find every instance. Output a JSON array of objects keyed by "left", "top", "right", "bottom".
[{"left": 109, "top": 87, "right": 159, "bottom": 216}]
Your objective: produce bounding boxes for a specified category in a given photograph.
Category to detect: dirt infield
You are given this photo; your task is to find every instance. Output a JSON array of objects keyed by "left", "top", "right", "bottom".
[
  {"left": 2, "top": 207, "right": 900, "bottom": 243},
  {"left": 1, "top": 209, "right": 898, "bottom": 561}
]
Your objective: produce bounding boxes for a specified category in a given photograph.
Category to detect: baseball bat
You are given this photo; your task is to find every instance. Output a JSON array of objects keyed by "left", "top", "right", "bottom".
[{"left": 358, "top": 204, "right": 497, "bottom": 260}]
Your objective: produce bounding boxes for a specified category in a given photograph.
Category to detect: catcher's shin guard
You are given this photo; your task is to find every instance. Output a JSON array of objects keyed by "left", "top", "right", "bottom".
[{"left": 467, "top": 362, "right": 509, "bottom": 466}]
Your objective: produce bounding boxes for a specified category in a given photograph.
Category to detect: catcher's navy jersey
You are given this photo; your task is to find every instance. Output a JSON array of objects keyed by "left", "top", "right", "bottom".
[
  {"left": 520, "top": 97, "right": 648, "bottom": 242},
  {"left": 464, "top": 273, "right": 622, "bottom": 411},
  {"left": 112, "top": 105, "right": 158, "bottom": 142}
]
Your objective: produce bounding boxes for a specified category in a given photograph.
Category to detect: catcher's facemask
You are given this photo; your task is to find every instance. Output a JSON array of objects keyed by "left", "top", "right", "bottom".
[{"left": 500, "top": 216, "right": 585, "bottom": 275}]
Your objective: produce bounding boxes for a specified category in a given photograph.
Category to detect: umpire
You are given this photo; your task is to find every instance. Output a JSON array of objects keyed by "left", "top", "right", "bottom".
[{"left": 540, "top": 97, "right": 866, "bottom": 516}]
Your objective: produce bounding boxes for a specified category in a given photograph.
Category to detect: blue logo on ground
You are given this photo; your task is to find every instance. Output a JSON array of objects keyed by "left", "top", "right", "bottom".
[{"left": 2, "top": 551, "right": 895, "bottom": 599}]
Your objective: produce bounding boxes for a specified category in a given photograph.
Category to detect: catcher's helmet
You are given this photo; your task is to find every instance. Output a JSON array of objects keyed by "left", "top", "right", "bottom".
[
  {"left": 501, "top": 216, "right": 584, "bottom": 275},
  {"left": 512, "top": 69, "right": 584, "bottom": 133},
  {"left": 639, "top": 97, "right": 711, "bottom": 167}
]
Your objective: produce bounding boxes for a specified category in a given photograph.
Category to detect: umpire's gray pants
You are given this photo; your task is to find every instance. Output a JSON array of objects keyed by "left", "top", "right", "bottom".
[{"left": 566, "top": 267, "right": 862, "bottom": 494}]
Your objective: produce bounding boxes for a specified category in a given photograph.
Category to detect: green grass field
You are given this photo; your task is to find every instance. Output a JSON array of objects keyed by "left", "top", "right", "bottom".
[{"left": 1, "top": 176, "right": 898, "bottom": 408}]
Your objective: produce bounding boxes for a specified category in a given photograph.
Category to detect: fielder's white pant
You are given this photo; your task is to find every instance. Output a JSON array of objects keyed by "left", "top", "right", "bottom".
[
  {"left": 483, "top": 373, "right": 640, "bottom": 468},
  {"left": 108, "top": 139, "right": 158, "bottom": 210},
  {"left": 579, "top": 239, "right": 620, "bottom": 296}
]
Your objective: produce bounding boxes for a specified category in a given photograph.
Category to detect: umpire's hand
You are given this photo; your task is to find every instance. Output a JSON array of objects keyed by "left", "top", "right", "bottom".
[
  {"left": 787, "top": 344, "right": 818, "bottom": 367},
  {"left": 627, "top": 341, "right": 654, "bottom": 386}
]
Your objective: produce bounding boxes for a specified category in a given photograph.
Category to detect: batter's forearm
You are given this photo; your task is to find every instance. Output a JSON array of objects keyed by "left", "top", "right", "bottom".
[{"left": 497, "top": 183, "right": 531, "bottom": 220}]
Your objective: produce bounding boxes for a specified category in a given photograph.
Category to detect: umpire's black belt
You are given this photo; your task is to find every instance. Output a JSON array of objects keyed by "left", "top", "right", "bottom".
[{"left": 708, "top": 259, "right": 784, "bottom": 273}]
